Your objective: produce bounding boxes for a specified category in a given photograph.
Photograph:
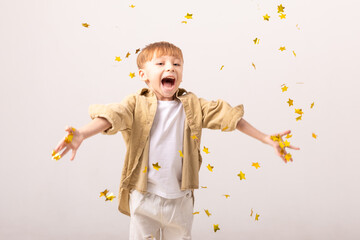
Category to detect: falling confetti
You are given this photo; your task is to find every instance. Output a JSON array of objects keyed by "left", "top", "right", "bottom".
[
  {"left": 223, "top": 194, "right": 230, "bottom": 198},
  {"left": 293, "top": 50, "right": 297, "bottom": 57},
  {"left": 279, "top": 46, "right": 286, "bottom": 51},
  {"left": 220, "top": 65, "right": 224, "bottom": 70},
  {"left": 285, "top": 134, "right": 292, "bottom": 139},
  {"left": 105, "top": 193, "right": 116, "bottom": 202},
  {"left": 129, "top": 72, "right": 135, "bottom": 78},
  {"left": 263, "top": 14, "right": 270, "bottom": 21},
  {"left": 287, "top": 98, "right": 294, "bottom": 106},
  {"left": 250, "top": 208, "right": 253, "bottom": 217},
  {"left": 296, "top": 24, "right": 300, "bottom": 30},
  {"left": 201, "top": 186, "right": 207, "bottom": 189},
  {"left": 281, "top": 85, "right": 288, "bottom": 92},
  {"left": 203, "top": 146, "right": 210, "bottom": 154},
  {"left": 277, "top": 4, "right": 285, "bottom": 13},
  {"left": 237, "top": 171, "right": 246, "bottom": 180},
  {"left": 296, "top": 115, "right": 302, "bottom": 121},
  {"left": 115, "top": 56, "right": 122, "bottom": 62},
  {"left": 204, "top": 209, "right": 212, "bottom": 217},
  {"left": 207, "top": 164, "right": 214, "bottom": 172},
  {"left": 179, "top": 150, "right": 184, "bottom": 157},
  {"left": 135, "top": 49, "right": 140, "bottom": 54},
  {"left": 310, "top": 102, "right": 314, "bottom": 108},
  {"left": 312, "top": 133, "right": 317, "bottom": 139},
  {"left": 185, "top": 13, "right": 193, "bottom": 19},
  {"left": 129, "top": 5, "right": 135, "bottom": 8},
  {"left": 143, "top": 166, "right": 147, "bottom": 173},
  {"left": 82, "top": 23, "right": 90, "bottom": 28},
  {"left": 99, "top": 189, "right": 109, "bottom": 198},
  {"left": 252, "top": 62, "right": 256, "bottom": 70},
  {"left": 193, "top": 211, "right": 200, "bottom": 215},
  {"left": 255, "top": 213, "right": 260, "bottom": 221},
  {"left": 252, "top": 162, "right": 260, "bottom": 169},
  {"left": 181, "top": 21, "right": 187, "bottom": 24},
  {"left": 51, "top": 150, "right": 61, "bottom": 161},
  {"left": 279, "top": 13, "right": 286, "bottom": 19},
  {"left": 126, "top": 52, "right": 131, "bottom": 58},
  {"left": 295, "top": 109, "right": 303, "bottom": 115},
  {"left": 152, "top": 162, "right": 161, "bottom": 171},
  {"left": 253, "top": 38, "right": 260, "bottom": 44},
  {"left": 214, "top": 224, "right": 220, "bottom": 232}
]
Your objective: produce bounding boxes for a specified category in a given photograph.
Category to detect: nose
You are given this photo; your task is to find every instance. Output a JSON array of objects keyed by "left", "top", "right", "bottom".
[{"left": 165, "top": 62, "right": 175, "bottom": 72}]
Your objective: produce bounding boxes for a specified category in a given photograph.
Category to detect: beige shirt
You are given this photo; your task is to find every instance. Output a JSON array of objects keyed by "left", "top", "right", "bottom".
[{"left": 89, "top": 88, "right": 244, "bottom": 216}]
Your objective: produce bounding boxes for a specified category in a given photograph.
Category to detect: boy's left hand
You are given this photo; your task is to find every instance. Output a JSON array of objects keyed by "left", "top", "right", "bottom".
[{"left": 263, "top": 130, "right": 300, "bottom": 163}]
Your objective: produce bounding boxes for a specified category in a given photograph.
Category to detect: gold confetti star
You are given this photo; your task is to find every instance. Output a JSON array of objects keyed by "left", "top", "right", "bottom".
[
  {"left": 203, "top": 146, "right": 210, "bottom": 154},
  {"left": 296, "top": 24, "right": 300, "bottom": 30},
  {"left": 278, "top": 4, "right": 285, "bottom": 13},
  {"left": 191, "top": 135, "right": 198, "bottom": 140},
  {"left": 193, "top": 211, "right": 200, "bottom": 215},
  {"left": 281, "top": 85, "right": 288, "bottom": 92},
  {"left": 252, "top": 62, "right": 256, "bottom": 70},
  {"left": 181, "top": 21, "right": 187, "bottom": 24},
  {"left": 201, "top": 186, "right": 207, "bottom": 189},
  {"left": 237, "top": 171, "right": 246, "bottom": 180},
  {"left": 310, "top": 102, "right": 314, "bottom": 108},
  {"left": 279, "top": 46, "right": 286, "bottom": 51},
  {"left": 250, "top": 208, "right": 253, "bottom": 217},
  {"left": 152, "top": 162, "right": 161, "bottom": 170},
  {"left": 263, "top": 14, "right": 270, "bottom": 21},
  {"left": 115, "top": 56, "right": 122, "bottom": 62},
  {"left": 223, "top": 194, "right": 230, "bottom": 198},
  {"left": 312, "top": 133, "right": 317, "bottom": 139},
  {"left": 179, "top": 150, "right": 184, "bottom": 157},
  {"left": 279, "top": 13, "right": 286, "bottom": 19},
  {"left": 143, "top": 166, "right": 147, "bottom": 173},
  {"left": 285, "top": 153, "right": 292, "bottom": 162},
  {"left": 255, "top": 213, "right": 260, "bottom": 221},
  {"left": 126, "top": 52, "right": 131, "bottom": 58},
  {"left": 214, "top": 224, "right": 220, "bottom": 232},
  {"left": 64, "top": 133, "right": 73, "bottom": 143},
  {"left": 129, "top": 5, "right": 135, "bottom": 8},
  {"left": 207, "top": 164, "right": 214, "bottom": 172},
  {"left": 99, "top": 189, "right": 109, "bottom": 198},
  {"left": 293, "top": 50, "right": 296, "bottom": 57},
  {"left": 129, "top": 72, "right": 135, "bottom": 78},
  {"left": 271, "top": 135, "right": 280, "bottom": 141},
  {"left": 135, "top": 49, "right": 140, "bottom": 54},
  {"left": 295, "top": 109, "right": 303, "bottom": 115},
  {"left": 51, "top": 150, "right": 61, "bottom": 161},
  {"left": 185, "top": 13, "right": 193, "bottom": 19},
  {"left": 285, "top": 134, "right": 292, "bottom": 139},
  {"left": 287, "top": 98, "right": 294, "bottom": 106},
  {"left": 221, "top": 126, "right": 229, "bottom": 131},
  {"left": 284, "top": 140, "right": 290, "bottom": 147},
  {"left": 253, "top": 38, "right": 260, "bottom": 44},
  {"left": 296, "top": 115, "right": 302, "bottom": 121},
  {"left": 105, "top": 193, "right": 116, "bottom": 201},
  {"left": 204, "top": 209, "right": 212, "bottom": 217},
  {"left": 252, "top": 162, "right": 260, "bottom": 169},
  {"left": 279, "top": 141, "right": 285, "bottom": 149},
  {"left": 82, "top": 23, "right": 90, "bottom": 28},
  {"left": 220, "top": 65, "right": 224, "bottom": 70}
]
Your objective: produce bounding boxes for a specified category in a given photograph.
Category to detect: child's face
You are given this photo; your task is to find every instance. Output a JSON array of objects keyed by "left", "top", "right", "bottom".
[{"left": 139, "top": 54, "right": 183, "bottom": 101}]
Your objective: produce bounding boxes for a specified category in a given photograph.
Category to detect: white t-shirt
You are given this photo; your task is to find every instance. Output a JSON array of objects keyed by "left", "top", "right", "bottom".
[{"left": 147, "top": 99, "right": 191, "bottom": 199}]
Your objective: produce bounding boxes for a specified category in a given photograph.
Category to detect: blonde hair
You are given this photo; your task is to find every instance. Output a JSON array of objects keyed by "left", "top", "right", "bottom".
[{"left": 137, "top": 41, "right": 184, "bottom": 69}]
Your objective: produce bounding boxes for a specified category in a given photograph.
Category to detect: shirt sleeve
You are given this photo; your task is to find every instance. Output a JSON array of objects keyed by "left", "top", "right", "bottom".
[
  {"left": 199, "top": 98, "right": 244, "bottom": 131},
  {"left": 88, "top": 94, "right": 136, "bottom": 135}
]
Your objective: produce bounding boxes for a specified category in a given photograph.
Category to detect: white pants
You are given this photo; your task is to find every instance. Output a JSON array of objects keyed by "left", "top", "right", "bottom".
[{"left": 129, "top": 190, "right": 194, "bottom": 240}]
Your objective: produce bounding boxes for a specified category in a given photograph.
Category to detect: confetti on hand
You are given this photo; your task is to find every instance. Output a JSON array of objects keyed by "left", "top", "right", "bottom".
[
  {"left": 237, "top": 171, "right": 246, "bottom": 180},
  {"left": 204, "top": 209, "right": 212, "bottom": 217},
  {"left": 82, "top": 23, "right": 90, "bottom": 28},
  {"left": 285, "top": 134, "right": 292, "bottom": 139},
  {"left": 263, "top": 14, "right": 270, "bottom": 21},
  {"left": 207, "top": 164, "right": 214, "bottom": 172},
  {"left": 252, "top": 162, "right": 260, "bottom": 169},
  {"left": 152, "top": 162, "right": 161, "bottom": 170},
  {"left": 51, "top": 150, "right": 61, "bottom": 161},
  {"left": 214, "top": 224, "right": 220, "bottom": 232},
  {"left": 269, "top": 130, "right": 300, "bottom": 163},
  {"left": 203, "top": 146, "right": 210, "bottom": 154}
]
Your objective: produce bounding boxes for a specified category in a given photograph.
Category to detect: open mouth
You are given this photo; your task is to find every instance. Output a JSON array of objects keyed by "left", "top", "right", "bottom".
[{"left": 161, "top": 77, "right": 175, "bottom": 89}]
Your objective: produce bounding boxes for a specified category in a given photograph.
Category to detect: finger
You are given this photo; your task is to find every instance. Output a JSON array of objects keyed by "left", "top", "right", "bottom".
[
  {"left": 54, "top": 139, "right": 67, "bottom": 153},
  {"left": 70, "top": 150, "right": 77, "bottom": 161},
  {"left": 288, "top": 145, "right": 300, "bottom": 150},
  {"left": 60, "top": 147, "right": 71, "bottom": 157},
  {"left": 279, "top": 130, "right": 291, "bottom": 137}
]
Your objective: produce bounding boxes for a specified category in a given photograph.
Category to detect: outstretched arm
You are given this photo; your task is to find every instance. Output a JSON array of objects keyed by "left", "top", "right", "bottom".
[
  {"left": 53, "top": 117, "right": 111, "bottom": 161},
  {"left": 236, "top": 118, "right": 300, "bottom": 163}
]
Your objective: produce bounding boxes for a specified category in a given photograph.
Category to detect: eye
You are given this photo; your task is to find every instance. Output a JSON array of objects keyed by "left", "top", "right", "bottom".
[
  {"left": 156, "top": 63, "right": 164, "bottom": 65},
  {"left": 174, "top": 63, "right": 181, "bottom": 66}
]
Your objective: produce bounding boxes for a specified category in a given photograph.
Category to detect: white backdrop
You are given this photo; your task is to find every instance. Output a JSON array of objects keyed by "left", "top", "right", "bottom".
[{"left": 1, "top": 0, "right": 360, "bottom": 239}]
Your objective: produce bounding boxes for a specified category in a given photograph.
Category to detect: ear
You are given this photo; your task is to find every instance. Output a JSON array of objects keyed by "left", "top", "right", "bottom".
[{"left": 139, "top": 69, "right": 147, "bottom": 82}]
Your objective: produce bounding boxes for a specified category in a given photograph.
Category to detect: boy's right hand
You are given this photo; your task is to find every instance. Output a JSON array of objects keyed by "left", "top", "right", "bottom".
[{"left": 53, "top": 126, "right": 85, "bottom": 161}]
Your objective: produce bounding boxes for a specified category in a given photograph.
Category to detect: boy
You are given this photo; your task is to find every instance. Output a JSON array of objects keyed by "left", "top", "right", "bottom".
[{"left": 54, "top": 41, "right": 299, "bottom": 239}]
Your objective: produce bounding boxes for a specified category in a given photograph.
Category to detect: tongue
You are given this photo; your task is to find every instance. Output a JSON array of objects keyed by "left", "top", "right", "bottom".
[{"left": 163, "top": 81, "right": 173, "bottom": 88}]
